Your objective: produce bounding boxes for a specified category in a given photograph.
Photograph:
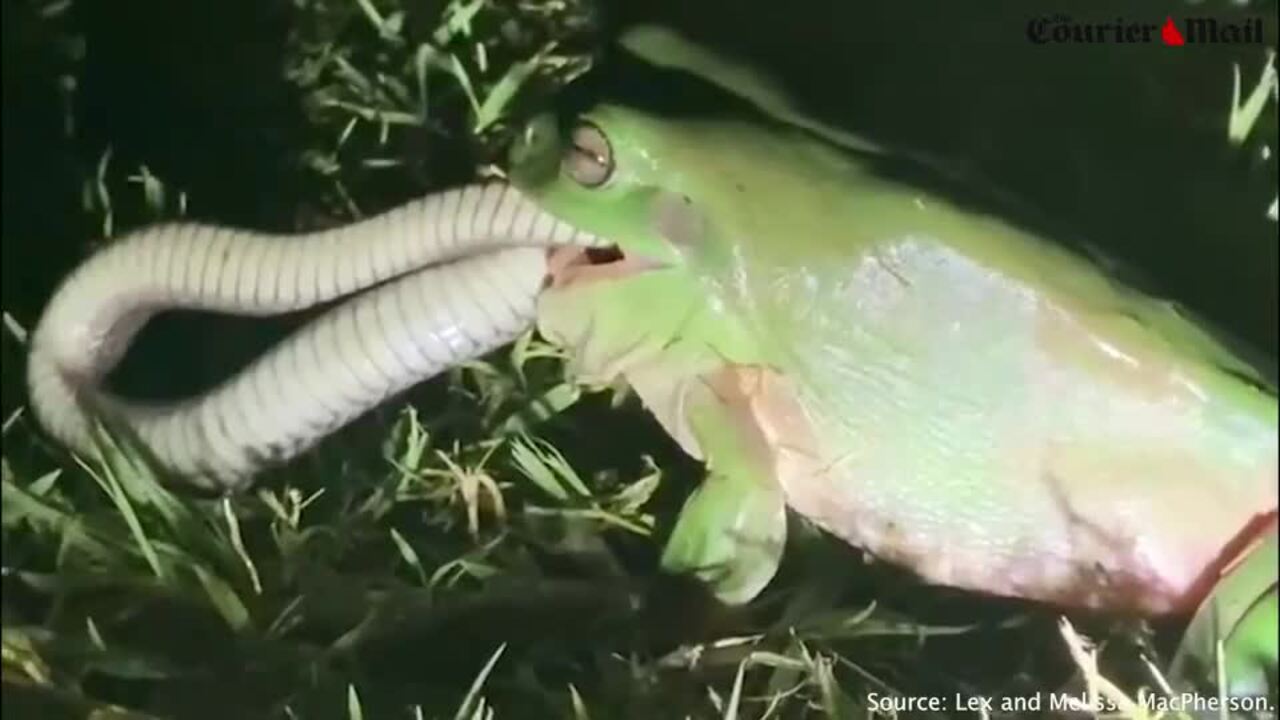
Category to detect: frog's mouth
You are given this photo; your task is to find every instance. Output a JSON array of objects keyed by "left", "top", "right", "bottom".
[{"left": 545, "top": 245, "right": 664, "bottom": 290}]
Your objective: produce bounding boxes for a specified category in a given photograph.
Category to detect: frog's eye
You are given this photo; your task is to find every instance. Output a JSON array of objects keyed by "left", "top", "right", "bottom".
[{"left": 563, "top": 121, "right": 613, "bottom": 188}]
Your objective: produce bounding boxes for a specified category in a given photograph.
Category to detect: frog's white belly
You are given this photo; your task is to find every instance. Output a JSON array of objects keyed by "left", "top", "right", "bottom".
[
  {"left": 744, "top": 236, "right": 1278, "bottom": 613},
  {"left": 785, "top": 384, "right": 1274, "bottom": 614}
]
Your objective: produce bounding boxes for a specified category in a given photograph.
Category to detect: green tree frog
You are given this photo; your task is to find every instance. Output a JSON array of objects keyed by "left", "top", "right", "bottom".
[{"left": 519, "top": 26, "right": 1278, "bottom": 700}]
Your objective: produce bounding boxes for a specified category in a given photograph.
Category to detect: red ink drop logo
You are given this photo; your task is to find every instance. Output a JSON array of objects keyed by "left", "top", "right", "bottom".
[{"left": 1161, "top": 16, "right": 1186, "bottom": 46}]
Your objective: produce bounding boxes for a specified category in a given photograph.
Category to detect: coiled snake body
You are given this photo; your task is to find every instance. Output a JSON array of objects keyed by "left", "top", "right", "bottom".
[{"left": 28, "top": 182, "right": 600, "bottom": 490}]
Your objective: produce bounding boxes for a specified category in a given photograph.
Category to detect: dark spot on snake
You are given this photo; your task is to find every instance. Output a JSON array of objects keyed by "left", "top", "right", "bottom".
[
  {"left": 244, "top": 440, "right": 288, "bottom": 466},
  {"left": 261, "top": 442, "right": 287, "bottom": 463}
]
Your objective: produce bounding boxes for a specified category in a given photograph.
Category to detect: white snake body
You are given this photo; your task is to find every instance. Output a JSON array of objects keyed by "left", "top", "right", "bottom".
[{"left": 28, "top": 182, "right": 600, "bottom": 490}]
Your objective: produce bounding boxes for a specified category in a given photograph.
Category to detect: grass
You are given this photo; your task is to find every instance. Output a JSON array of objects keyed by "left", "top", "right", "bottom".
[{"left": 2, "top": 1, "right": 1276, "bottom": 718}]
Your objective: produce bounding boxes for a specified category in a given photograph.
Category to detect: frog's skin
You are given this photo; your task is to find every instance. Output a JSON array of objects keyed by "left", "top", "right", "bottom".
[
  {"left": 27, "top": 27, "right": 1276, "bottom": 699},
  {"left": 525, "top": 28, "right": 1278, "bottom": 699}
]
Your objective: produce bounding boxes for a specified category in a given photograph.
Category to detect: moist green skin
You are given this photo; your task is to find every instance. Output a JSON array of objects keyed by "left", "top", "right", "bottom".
[{"left": 512, "top": 27, "right": 1277, "bottom": 698}]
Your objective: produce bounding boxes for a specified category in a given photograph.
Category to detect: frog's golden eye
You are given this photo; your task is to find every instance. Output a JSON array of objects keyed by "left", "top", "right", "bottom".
[{"left": 563, "top": 121, "right": 613, "bottom": 188}]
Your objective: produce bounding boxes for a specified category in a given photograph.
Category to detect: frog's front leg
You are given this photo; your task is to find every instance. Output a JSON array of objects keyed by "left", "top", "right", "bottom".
[
  {"left": 658, "top": 366, "right": 789, "bottom": 605},
  {"left": 1172, "top": 518, "right": 1277, "bottom": 699}
]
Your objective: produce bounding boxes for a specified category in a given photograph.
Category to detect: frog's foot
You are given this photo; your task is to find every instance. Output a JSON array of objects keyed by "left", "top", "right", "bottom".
[
  {"left": 1171, "top": 516, "right": 1277, "bottom": 700},
  {"left": 658, "top": 366, "right": 789, "bottom": 605},
  {"left": 660, "top": 465, "right": 787, "bottom": 605}
]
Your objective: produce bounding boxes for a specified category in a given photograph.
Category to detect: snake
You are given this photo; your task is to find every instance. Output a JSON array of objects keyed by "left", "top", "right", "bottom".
[{"left": 27, "top": 182, "right": 601, "bottom": 491}]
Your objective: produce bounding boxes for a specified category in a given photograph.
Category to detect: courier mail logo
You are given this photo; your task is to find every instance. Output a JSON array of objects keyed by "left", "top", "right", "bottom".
[{"left": 1027, "top": 15, "right": 1268, "bottom": 46}]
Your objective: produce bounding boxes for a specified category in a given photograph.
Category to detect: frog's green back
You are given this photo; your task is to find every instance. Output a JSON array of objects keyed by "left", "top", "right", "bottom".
[
  {"left": 617, "top": 24, "right": 1272, "bottom": 396},
  {"left": 618, "top": 26, "right": 886, "bottom": 157}
]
